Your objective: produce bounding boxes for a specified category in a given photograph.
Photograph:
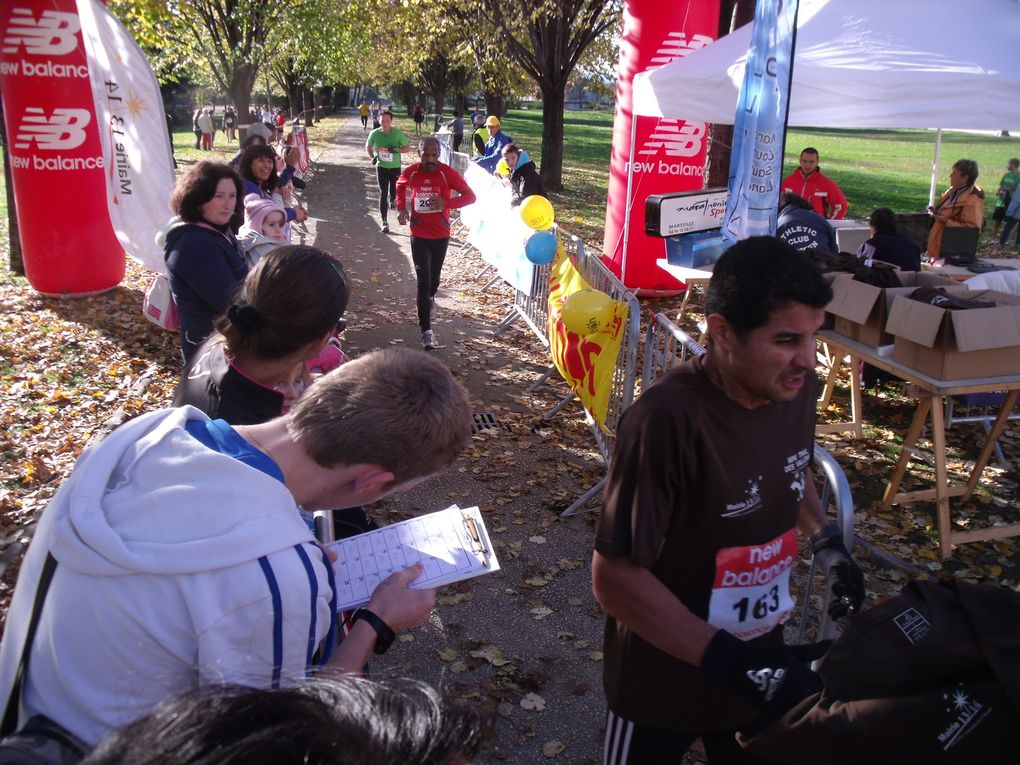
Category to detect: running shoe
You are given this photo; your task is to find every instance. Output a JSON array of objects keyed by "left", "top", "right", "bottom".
[
  {"left": 381, "top": 221, "right": 389, "bottom": 233},
  {"left": 421, "top": 330, "right": 442, "bottom": 350}
]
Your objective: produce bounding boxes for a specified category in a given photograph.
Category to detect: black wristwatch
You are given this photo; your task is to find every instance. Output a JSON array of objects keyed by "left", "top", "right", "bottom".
[{"left": 352, "top": 608, "right": 396, "bottom": 654}]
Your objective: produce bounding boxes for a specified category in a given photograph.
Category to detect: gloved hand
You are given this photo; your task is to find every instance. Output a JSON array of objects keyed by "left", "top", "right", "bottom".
[
  {"left": 701, "top": 630, "right": 831, "bottom": 722},
  {"left": 371, "top": 155, "right": 379, "bottom": 166},
  {"left": 811, "top": 523, "right": 865, "bottom": 619}
]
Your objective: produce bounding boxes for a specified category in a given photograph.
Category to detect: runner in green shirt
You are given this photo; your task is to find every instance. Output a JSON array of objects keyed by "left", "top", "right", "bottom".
[{"left": 365, "top": 109, "right": 410, "bottom": 233}]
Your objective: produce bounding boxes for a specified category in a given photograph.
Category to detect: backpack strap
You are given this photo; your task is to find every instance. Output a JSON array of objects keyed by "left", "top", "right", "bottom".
[{"left": 1, "top": 553, "right": 58, "bottom": 736}]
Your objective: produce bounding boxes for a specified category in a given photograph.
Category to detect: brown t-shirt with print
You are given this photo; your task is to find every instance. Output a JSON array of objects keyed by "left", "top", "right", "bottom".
[{"left": 595, "top": 357, "right": 818, "bottom": 732}]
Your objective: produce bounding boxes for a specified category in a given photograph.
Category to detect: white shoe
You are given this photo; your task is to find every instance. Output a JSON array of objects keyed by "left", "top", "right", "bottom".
[
  {"left": 381, "top": 221, "right": 389, "bottom": 233},
  {"left": 421, "top": 330, "right": 443, "bottom": 350}
]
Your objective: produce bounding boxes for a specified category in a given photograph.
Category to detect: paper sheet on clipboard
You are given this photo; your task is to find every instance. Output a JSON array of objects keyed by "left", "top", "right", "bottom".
[{"left": 327, "top": 505, "right": 500, "bottom": 612}]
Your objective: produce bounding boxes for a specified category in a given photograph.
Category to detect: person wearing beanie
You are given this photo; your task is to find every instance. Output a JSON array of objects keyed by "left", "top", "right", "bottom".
[
  {"left": 473, "top": 115, "right": 513, "bottom": 174},
  {"left": 239, "top": 193, "right": 288, "bottom": 265}
]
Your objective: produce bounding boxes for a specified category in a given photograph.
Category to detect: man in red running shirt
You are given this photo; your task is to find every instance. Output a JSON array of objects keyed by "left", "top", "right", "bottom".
[
  {"left": 396, "top": 137, "right": 476, "bottom": 350},
  {"left": 781, "top": 148, "right": 848, "bottom": 220}
]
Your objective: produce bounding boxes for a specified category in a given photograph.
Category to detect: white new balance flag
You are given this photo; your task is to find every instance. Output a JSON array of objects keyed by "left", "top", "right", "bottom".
[{"left": 77, "top": 0, "right": 175, "bottom": 273}]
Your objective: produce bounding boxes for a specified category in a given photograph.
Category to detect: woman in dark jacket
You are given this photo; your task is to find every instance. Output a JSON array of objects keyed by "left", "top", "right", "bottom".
[
  {"left": 163, "top": 161, "right": 248, "bottom": 362},
  {"left": 501, "top": 143, "right": 545, "bottom": 206}
]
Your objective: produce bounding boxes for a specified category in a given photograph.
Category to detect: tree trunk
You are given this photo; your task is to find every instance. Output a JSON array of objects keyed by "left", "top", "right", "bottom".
[
  {"left": 705, "top": 0, "right": 754, "bottom": 188},
  {"left": 231, "top": 64, "right": 257, "bottom": 142},
  {"left": 432, "top": 92, "right": 445, "bottom": 132},
  {"left": 539, "top": 85, "right": 566, "bottom": 191},
  {"left": 484, "top": 93, "right": 505, "bottom": 117},
  {"left": 0, "top": 97, "right": 24, "bottom": 274},
  {"left": 303, "top": 88, "right": 314, "bottom": 126}
]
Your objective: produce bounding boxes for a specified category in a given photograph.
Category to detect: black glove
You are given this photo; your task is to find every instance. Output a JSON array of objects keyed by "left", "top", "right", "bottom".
[
  {"left": 811, "top": 523, "right": 865, "bottom": 619},
  {"left": 371, "top": 155, "right": 379, "bottom": 166},
  {"left": 701, "top": 630, "right": 831, "bottom": 722}
]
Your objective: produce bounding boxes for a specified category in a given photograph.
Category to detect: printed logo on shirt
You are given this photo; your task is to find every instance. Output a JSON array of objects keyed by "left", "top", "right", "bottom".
[
  {"left": 783, "top": 449, "right": 811, "bottom": 502},
  {"left": 722, "top": 475, "right": 763, "bottom": 518},
  {"left": 2, "top": 8, "right": 80, "bottom": 56},
  {"left": 937, "top": 683, "right": 993, "bottom": 751},
  {"left": 893, "top": 607, "right": 931, "bottom": 645}
]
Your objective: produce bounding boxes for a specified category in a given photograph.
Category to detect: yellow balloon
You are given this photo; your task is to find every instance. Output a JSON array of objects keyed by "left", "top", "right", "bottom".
[
  {"left": 561, "top": 288, "right": 615, "bottom": 336},
  {"left": 495, "top": 158, "right": 510, "bottom": 177},
  {"left": 520, "top": 195, "right": 555, "bottom": 230}
]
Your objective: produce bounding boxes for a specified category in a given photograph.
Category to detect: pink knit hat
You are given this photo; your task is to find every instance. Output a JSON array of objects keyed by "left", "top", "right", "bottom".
[{"left": 243, "top": 193, "right": 286, "bottom": 234}]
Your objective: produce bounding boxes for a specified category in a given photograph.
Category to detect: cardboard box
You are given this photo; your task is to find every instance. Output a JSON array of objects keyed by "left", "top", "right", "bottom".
[
  {"left": 886, "top": 289, "right": 1020, "bottom": 380},
  {"left": 826, "top": 272, "right": 960, "bottom": 347}
]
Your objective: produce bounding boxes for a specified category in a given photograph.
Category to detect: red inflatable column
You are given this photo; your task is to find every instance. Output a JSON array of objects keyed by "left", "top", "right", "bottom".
[
  {"left": 603, "top": 0, "right": 720, "bottom": 295},
  {"left": 0, "top": 0, "right": 125, "bottom": 296}
]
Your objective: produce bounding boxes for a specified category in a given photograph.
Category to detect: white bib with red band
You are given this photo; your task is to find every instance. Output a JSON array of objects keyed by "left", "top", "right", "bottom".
[
  {"left": 414, "top": 192, "right": 441, "bottom": 213},
  {"left": 707, "top": 528, "right": 796, "bottom": 641}
]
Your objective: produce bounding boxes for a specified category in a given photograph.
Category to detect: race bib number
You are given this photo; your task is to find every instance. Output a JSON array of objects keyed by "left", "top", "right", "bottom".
[
  {"left": 414, "top": 192, "right": 441, "bottom": 213},
  {"left": 379, "top": 148, "right": 393, "bottom": 162},
  {"left": 707, "top": 529, "right": 796, "bottom": 640}
]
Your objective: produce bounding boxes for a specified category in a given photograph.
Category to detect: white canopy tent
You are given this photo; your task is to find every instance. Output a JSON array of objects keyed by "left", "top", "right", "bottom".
[{"left": 631, "top": 0, "right": 1020, "bottom": 204}]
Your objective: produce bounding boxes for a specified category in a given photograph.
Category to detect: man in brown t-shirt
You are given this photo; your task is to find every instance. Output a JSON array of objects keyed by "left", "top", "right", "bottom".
[{"left": 593, "top": 237, "right": 865, "bottom": 764}]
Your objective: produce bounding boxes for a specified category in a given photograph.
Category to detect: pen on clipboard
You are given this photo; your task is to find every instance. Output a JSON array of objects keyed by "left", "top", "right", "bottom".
[{"left": 462, "top": 514, "right": 491, "bottom": 568}]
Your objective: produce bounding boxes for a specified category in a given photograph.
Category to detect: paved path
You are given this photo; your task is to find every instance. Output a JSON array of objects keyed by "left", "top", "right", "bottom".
[{"left": 302, "top": 112, "right": 612, "bottom": 764}]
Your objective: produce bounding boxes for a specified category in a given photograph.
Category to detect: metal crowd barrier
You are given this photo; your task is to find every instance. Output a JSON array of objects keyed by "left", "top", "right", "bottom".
[
  {"left": 643, "top": 313, "right": 855, "bottom": 642},
  {"left": 537, "top": 236, "right": 641, "bottom": 517}
]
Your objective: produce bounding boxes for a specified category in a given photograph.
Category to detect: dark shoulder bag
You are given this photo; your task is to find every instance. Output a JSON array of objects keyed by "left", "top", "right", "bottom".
[{"left": 0, "top": 554, "right": 87, "bottom": 763}]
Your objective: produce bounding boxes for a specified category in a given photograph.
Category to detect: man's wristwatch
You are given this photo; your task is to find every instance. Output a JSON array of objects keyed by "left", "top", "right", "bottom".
[{"left": 352, "top": 607, "right": 396, "bottom": 654}]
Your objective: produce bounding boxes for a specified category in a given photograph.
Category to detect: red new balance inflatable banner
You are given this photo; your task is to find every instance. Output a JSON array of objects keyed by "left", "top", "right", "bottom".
[
  {"left": 603, "top": 0, "right": 720, "bottom": 295},
  {"left": 0, "top": 0, "right": 124, "bottom": 295}
]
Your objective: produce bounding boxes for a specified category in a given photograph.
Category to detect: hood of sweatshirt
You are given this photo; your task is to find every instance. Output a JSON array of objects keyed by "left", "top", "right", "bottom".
[{"left": 47, "top": 407, "right": 312, "bottom": 578}]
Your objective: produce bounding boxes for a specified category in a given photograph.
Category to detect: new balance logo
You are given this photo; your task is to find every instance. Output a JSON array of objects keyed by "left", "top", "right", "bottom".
[
  {"left": 3, "top": 8, "right": 80, "bottom": 56},
  {"left": 14, "top": 108, "right": 91, "bottom": 151},
  {"left": 637, "top": 121, "right": 706, "bottom": 159},
  {"left": 645, "top": 31, "right": 713, "bottom": 70}
]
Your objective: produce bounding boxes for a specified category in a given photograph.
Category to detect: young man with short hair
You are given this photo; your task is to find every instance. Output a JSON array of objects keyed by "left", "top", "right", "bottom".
[
  {"left": 0, "top": 348, "right": 472, "bottom": 748},
  {"left": 396, "top": 137, "right": 476, "bottom": 350},
  {"left": 593, "top": 237, "right": 865, "bottom": 764},
  {"left": 781, "top": 147, "right": 848, "bottom": 220}
]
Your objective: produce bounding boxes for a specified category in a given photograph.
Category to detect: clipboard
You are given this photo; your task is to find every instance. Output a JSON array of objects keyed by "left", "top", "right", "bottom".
[{"left": 327, "top": 505, "right": 501, "bottom": 612}]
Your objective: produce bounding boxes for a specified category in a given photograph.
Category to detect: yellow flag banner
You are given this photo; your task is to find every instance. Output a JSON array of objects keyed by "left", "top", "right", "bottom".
[{"left": 547, "top": 247, "right": 629, "bottom": 433}]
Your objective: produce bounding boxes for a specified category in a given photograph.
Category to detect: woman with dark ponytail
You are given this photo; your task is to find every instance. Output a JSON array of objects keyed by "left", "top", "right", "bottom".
[{"left": 174, "top": 245, "right": 349, "bottom": 425}]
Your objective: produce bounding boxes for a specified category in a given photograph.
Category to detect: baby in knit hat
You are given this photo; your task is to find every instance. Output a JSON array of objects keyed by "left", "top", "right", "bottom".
[{"left": 238, "top": 193, "right": 288, "bottom": 265}]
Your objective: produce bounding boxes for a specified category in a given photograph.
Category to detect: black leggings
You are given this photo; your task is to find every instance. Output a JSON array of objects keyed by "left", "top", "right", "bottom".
[
  {"left": 604, "top": 710, "right": 778, "bottom": 765},
  {"left": 361, "top": 114, "right": 368, "bottom": 128},
  {"left": 376, "top": 166, "right": 400, "bottom": 219},
  {"left": 410, "top": 236, "right": 448, "bottom": 330}
]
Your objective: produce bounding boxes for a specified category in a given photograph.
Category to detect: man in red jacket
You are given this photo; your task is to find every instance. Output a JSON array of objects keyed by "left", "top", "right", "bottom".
[
  {"left": 396, "top": 137, "right": 477, "bottom": 350},
  {"left": 781, "top": 148, "right": 848, "bottom": 220}
]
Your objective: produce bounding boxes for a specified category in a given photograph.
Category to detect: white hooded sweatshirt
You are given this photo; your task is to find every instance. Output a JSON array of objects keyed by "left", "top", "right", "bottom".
[{"left": 0, "top": 408, "right": 335, "bottom": 746}]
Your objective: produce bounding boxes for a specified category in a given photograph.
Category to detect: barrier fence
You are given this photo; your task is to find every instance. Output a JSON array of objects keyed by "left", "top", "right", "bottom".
[{"left": 643, "top": 313, "right": 855, "bottom": 641}]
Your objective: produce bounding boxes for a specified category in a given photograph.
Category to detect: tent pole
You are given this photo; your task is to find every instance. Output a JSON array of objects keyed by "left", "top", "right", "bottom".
[
  {"left": 928, "top": 128, "right": 943, "bottom": 208},
  {"left": 621, "top": 111, "right": 639, "bottom": 283}
]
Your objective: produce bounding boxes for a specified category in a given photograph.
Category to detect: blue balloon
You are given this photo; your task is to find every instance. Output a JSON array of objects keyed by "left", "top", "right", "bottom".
[{"left": 525, "top": 230, "right": 557, "bottom": 265}]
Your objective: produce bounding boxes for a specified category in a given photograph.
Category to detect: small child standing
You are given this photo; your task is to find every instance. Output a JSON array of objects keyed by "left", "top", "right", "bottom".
[{"left": 238, "top": 194, "right": 288, "bottom": 265}]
